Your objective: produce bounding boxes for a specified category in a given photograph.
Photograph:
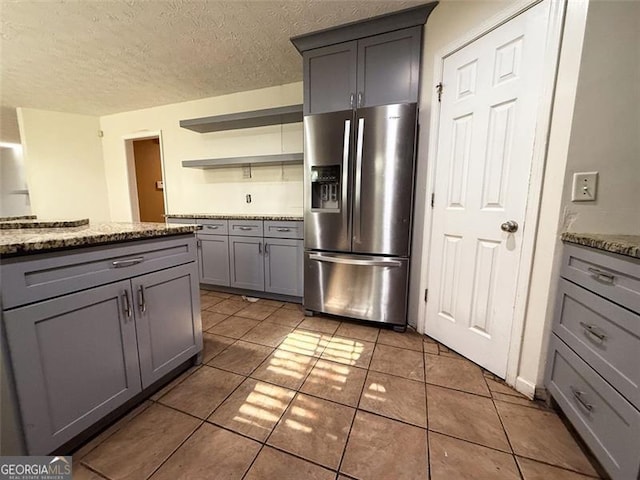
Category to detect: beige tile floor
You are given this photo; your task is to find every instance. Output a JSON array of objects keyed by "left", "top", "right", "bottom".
[{"left": 73, "top": 289, "right": 603, "bottom": 480}]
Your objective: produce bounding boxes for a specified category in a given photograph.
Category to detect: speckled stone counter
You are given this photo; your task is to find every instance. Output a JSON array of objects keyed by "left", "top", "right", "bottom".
[
  {"left": 0, "top": 218, "right": 89, "bottom": 230},
  {"left": 0, "top": 215, "right": 37, "bottom": 222},
  {"left": 166, "top": 213, "right": 303, "bottom": 221},
  {"left": 561, "top": 233, "right": 640, "bottom": 259},
  {"left": 0, "top": 222, "right": 198, "bottom": 256}
]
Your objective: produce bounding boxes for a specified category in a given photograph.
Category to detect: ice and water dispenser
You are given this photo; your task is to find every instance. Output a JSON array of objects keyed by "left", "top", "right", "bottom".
[{"left": 310, "top": 165, "right": 341, "bottom": 211}]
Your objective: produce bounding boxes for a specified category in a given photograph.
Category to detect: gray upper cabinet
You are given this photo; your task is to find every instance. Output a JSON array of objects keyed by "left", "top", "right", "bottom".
[
  {"left": 356, "top": 27, "right": 422, "bottom": 108},
  {"left": 4, "top": 281, "right": 142, "bottom": 454},
  {"left": 133, "top": 264, "right": 202, "bottom": 387},
  {"left": 294, "top": 3, "right": 438, "bottom": 115},
  {"left": 303, "top": 27, "right": 421, "bottom": 115},
  {"left": 304, "top": 42, "right": 357, "bottom": 115}
]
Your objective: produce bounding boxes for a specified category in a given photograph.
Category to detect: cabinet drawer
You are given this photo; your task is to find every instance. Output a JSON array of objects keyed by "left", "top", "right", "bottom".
[
  {"left": 547, "top": 336, "right": 640, "bottom": 480},
  {"left": 1, "top": 236, "right": 197, "bottom": 309},
  {"left": 229, "top": 220, "right": 263, "bottom": 237},
  {"left": 264, "top": 221, "right": 303, "bottom": 239},
  {"left": 197, "top": 219, "right": 229, "bottom": 235},
  {"left": 562, "top": 244, "right": 640, "bottom": 313},
  {"left": 554, "top": 279, "right": 640, "bottom": 409}
]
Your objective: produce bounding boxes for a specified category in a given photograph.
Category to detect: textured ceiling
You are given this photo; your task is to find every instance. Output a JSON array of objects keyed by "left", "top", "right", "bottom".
[{"left": 1, "top": 0, "right": 423, "bottom": 128}]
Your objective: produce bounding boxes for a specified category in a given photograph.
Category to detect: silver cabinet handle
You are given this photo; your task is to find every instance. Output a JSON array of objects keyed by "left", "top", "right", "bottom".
[
  {"left": 238, "top": 226, "right": 252, "bottom": 231},
  {"left": 500, "top": 220, "right": 518, "bottom": 233},
  {"left": 112, "top": 257, "right": 144, "bottom": 268},
  {"left": 276, "top": 227, "right": 290, "bottom": 232},
  {"left": 138, "top": 285, "right": 146, "bottom": 313},
  {"left": 265, "top": 243, "right": 269, "bottom": 255},
  {"left": 197, "top": 239, "right": 202, "bottom": 248},
  {"left": 587, "top": 267, "right": 615, "bottom": 283},
  {"left": 579, "top": 322, "right": 607, "bottom": 342},
  {"left": 123, "top": 290, "right": 132, "bottom": 319},
  {"left": 309, "top": 253, "right": 401, "bottom": 268},
  {"left": 350, "top": 93, "right": 355, "bottom": 109},
  {"left": 205, "top": 225, "right": 219, "bottom": 230},
  {"left": 258, "top": 242, "right": 262, "bottom": 254},
  {"left": 357, "top": 92, "right": 363, "bottom": 108},
  {"left": 570, "top": 386, "right": 593, "bottom": 412},
  {"left": 353, "top": 117, "right": 365, "bottom": 243}
]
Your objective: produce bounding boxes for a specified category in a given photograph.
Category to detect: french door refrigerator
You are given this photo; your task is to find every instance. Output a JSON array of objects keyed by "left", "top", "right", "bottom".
[{"left": 303, "top": 103, "right": 418, "bottom": 329}]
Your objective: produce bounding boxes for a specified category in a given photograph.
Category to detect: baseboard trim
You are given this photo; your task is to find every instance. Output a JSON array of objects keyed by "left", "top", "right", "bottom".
[{"left": 515, "top": 376, "right": 537, "bottom": 399}]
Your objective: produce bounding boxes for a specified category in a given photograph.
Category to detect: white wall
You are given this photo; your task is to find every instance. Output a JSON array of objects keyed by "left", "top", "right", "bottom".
[
  {"left": 0, "top": 144, "right": 31, "bottom": 217},
  {"left": 560, "top": 0, "right": 640, "bottom": 235},
  {"left": 17, "top": 109, "right": 110, "bottom": 221},
  {"left": 409, "top": 0, "right": 511, "bottom": 328},
  {"left": 519, "top": 0, "right": 640, "bottom": 391},
  {"left": 100, "top": 83, "right": 303, "bottom": 221}
]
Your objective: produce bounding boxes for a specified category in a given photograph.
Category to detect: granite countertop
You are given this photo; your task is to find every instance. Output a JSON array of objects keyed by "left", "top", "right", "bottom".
[
  {"left": 166, "top": 213, "right": 304, "bottom": 221},
  {"left": 0, "top": 218, "right": 89, "bottom": 229},
  {"left": 0, "top": 222, "right": 198, "bottom": 256},
  {"left": 561, "top": 233, "right": 640, "bottom": 259},
  {"left": 0, "top": 215, "right": 37, "bottom": 222}
]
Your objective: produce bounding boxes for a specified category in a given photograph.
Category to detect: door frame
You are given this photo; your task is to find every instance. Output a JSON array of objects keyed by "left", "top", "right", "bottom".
[
  {"left": 416, "top": 0, "right": 566, "bottom": 386},
  {"left": 123, "top": 131, "right": 168, "bottom": 222}
]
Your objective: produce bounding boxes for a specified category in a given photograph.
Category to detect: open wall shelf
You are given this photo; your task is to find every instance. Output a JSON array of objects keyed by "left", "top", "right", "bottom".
[
  {"left": 182, "top": 153, "right": 303, "bottom": 169},
  {"left": 180, "top": 104, "right": 303, "bottom": 133}
]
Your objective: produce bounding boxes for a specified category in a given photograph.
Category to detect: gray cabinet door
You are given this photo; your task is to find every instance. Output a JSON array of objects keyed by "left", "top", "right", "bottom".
[
  {"left": 198, "top": 235, "right": 230, "bottom": 286},
  {"left": 264, "top": 238, "right": 303, "bottom": 297},
  {"left": 133, "top": 264, "right": 202, "bottom": 388},
  {"left": 228, "top": 235, "right": 265, "bottom": 291},
  {"left": 4, "top": 281, "right": 141, "bottom": 454},
  {"left": 304, "top": 41, "right": 357, "bottom": 115},
  {"left": 356, "top": 27, "right": 422, "bottom": 108}
]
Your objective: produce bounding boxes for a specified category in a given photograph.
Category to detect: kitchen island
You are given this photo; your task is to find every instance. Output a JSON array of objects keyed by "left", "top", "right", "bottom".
[{"left": 1, "top": 221, "right": 202, "bottom": 454}]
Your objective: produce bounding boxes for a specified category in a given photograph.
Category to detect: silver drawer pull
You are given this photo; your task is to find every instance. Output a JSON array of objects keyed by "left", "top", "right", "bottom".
[
  {"left": 570, "top": 386, "right": 593, "bottom": 412},
  {"left": 138, "top": 285, "right": 146, "bottom": 313},
  {"left": 112, "top": 257, "right": 144, "bottom": 268},
  {"left": 238, "top": 226, "right": 253, "bottom": 231},
  {"left": 276, "top": 227, "right": 291, "bottom": 232},
  {"left": 587, "top": 267, "right": 615, "bottom": 283},
  {"left": 579, "top": 322, "right": 607, "bottom": 342},
  {"left": 206, "top": 225, "right": 219, "bottom": 230}
]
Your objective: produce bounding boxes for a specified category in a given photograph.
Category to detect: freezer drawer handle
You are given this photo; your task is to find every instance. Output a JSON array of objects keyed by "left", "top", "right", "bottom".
[
  {"left": 112, "top": 257, "right": 144, "bottom": 268},
  {"left": 309, "top": 254, "right": 401, "bottom": 268}
]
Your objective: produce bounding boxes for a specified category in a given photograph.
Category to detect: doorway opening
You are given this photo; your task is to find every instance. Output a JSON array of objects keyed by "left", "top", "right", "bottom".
[{"left": 124, "top": 133, "right": 167, "bottom": 223}]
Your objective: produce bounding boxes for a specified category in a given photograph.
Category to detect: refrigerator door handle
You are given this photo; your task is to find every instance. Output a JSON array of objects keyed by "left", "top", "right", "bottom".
[
  {"left": 342, "top": 118, "right": 351, "bottom": 213},
  {"left": 354, "top": 117, "right": 365, "bottom": 244},
  {"left": 308, "top": 253, "right": 402, "bottom": 268}
]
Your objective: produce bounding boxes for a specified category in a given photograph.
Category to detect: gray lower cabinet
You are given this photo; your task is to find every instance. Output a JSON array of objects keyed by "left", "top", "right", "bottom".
[
  {"left": 303, "top": 26, "right": 422, "bottom": 115},
  {"left": 197, "top": 234, "right": 230, "bottom": 286},
  {"left": 2, "top": 236, "right": 202, "bottom": 454},
  {"left": 546, "top": 244, "right": 640, "bottom": 480},
  {"left": 4, "top": 281, "right": 142, "bottom": 454},
  {"left": 228, "top": 235, "right": 264, "bottom": 291},
  {"left": 133, "top": 264, "right": 201, "bottom": 387},
  {"left": 264, "top": 238, "right": 304, "bottom": 296}
]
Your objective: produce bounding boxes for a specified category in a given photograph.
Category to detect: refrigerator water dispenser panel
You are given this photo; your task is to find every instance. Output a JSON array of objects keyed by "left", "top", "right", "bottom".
[{"left": 311, "top": 165, "right": 341, "bottom": 211}]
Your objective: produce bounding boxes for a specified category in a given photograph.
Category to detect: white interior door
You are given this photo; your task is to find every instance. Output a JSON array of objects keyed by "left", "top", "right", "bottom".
[{"left": 426, "top": 1, "right": 551, "bottom": 377}]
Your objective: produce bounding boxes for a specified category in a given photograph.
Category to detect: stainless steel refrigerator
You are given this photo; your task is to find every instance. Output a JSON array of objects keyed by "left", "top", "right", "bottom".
[{"left": 303, "top": 103, "right": 418, "bottom": 329}]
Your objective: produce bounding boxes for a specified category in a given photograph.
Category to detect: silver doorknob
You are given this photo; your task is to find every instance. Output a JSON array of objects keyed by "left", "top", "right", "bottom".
[{"left": 501, "top": 220, "right": 519, "bottom": 233}]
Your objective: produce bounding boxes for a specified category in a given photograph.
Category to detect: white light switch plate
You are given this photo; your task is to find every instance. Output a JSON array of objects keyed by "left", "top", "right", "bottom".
[{"left": 571, "top": 172, "right": 598, "bottom": 201}]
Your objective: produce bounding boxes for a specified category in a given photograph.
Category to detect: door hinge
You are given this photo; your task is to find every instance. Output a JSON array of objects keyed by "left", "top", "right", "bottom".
[
  {"left": 436, "top": 82, "right": 443, "bottom": 102},
  {"left": 431, "top": 192, "right": 435, "bottom": 208},
  {"left": 424, "top": 289, "right": 428, "bottom": 302}
]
